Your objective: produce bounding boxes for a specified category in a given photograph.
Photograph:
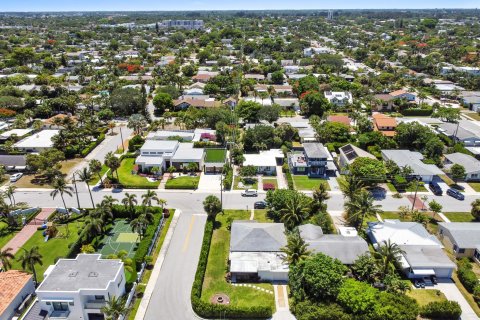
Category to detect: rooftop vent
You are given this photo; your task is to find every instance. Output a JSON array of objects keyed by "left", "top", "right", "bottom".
[
  {"left": 88, "top": 272, "right": 98, "bottom": 278},
  {"left": 68, "top": 272, "right": 78, "bottom": 277}
]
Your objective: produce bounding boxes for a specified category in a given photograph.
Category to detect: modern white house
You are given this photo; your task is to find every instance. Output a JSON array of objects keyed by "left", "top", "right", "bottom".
[
  {"left": 368, "top": 220, "right": 455, "bottom": 279},
  {"left": 229, "top": 221, "right": 288, "bottom": 283},
  {"left": 444, "top": 152, "right": 480, "bottom": 181},
  {"left": 33, "top": 254, "right": 125, "bottom": 320},
  {"left": 243, "top": 149, "right": 283, "bottom": 175},
  {"left": 324, "top": 91, "right": 353, "bottom": 107},
  {"left": 170, "top": 143, "right": 205, "bottom": 171},
  {"left": 0, "top": 271, "right": 35, "bottom": 320},
  {"left": 13, "top": 130, "right": 59, "bottom": 153},
  {"left": 381, "top": 150, "right": 444, "bottom": 182},
  {"left": 135, "top": 140, "right": 179, "bottom": 173}
]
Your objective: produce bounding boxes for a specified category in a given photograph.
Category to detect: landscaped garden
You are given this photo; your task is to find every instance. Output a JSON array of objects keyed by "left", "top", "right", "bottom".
[
  {"left": 407, "top": 289, "right": 447, "bottom": 306},
  {"left": 292, "top": 175, "right": 330, "bottom": 191},
  {"left": 200, "top": 210, "right": 275, "bottom": 311},
  {"left": 262, "top": 178, "right": 278, "bottom": 190},
  {"left": 204, "top": 149, "right": 226, "bottom": 163},
  {"left": 165, "top": 175, "right": 200, "bottom": 189},
  {"left": 111, "top": 158, "right": 160, "bottom": 188}
]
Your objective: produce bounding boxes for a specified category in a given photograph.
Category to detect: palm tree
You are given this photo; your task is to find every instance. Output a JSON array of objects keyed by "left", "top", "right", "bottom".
[
  {"left": 76, "top": 168, "right": 95, "bottom": 209},
  {"left": 0, "top": 247, "right": 15, "bottom": 270},
  {"left": 105, "top": 152, "right": 121, "bottom": 181},
  {"left": 471, "top": 199, "right": 480, "bottom": 221},
  {"left": 89, "top": 159, "right": 104, "bottom": 186},
  {"left": 281, "top": 230, "right": 311, "bottom": 266},
  {"left": 4, "top": 185, "right": 16, "bottom": 206},
  {"left": 122, "top": 193, "right": 137, "bottom": 219},
  {"left": 50, "top": 176, "right": 74, "bottom": 213},
  {"left": 158, "top": 199, "right": 167, "bottom": 212},
  {"left": 344, "top": 189, "right": 382, "bottom": 231},
  {"left": 280, "top": 193, "right": 311, "bottom": 230},
  {"left": 130, "top": 215, "right": 148, "bottom": 239},
  {"left": 17, "top": 246, "right": 43, "bottom": 285},
  {"left": 84, "top": 213, "right": 104, "bottom": 241},
  {"left": 374, "top": 240, "right": 405, "bottom": 278},
  {"left": 101, "top": 296, "right": 127, "bottom": 320},
  {"left": 340, "top": 174, "right": 365, "bottom": 200},
  {"left": 141, "top": 190, "right": 159, "bottom": 207},
  {"left": 312, "top": 183, "right": 330, "bottom": 212}
]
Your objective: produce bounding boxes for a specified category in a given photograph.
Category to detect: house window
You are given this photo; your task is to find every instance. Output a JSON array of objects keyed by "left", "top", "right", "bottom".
[
  {"left": 453, "top": 244, "right": 458, "bottom": 252},
  {"left": 94, "top": 295, "right": 105, "bottom": 301},
  {"left": 297, "top": 167, "right": 305, "bottom": 172},
  {"left": 459, "top": 248, "right": 465, "bottom": 254},
  {"left": 472, "top": 174, "right": 478, "bottom": 178},
  {"left": 52, "top": 302, "right": 69, "bottom": 311}
]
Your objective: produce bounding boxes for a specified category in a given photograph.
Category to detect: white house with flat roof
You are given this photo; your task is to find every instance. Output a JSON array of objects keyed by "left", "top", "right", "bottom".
[
  {"left": 0, "top": 128, "right": 33, "bottom": 140},
  {"left": 13, "top": 130, "right": 59, "bottom": 153},
  {"left": 33, "top": 254, "right": 125, "bottom": 320},
  {"left": 171, "top": 143, "right": 204, "bottom": 170},
  {"left": 243, "top": 149, "right": 283, "bottom": 175},
  {"left": 135, "top": 140, "right": 179, "bottom": 172}
]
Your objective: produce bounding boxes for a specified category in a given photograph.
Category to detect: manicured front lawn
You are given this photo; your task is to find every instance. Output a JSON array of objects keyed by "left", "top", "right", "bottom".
[
  {"left": 443, "top": 212, "right": 476, "bottom": 222},
  {"left": 205, "top": 149, "right": 226, "bottom": 163},
  {"left": 387, "top": 182, "right": 427, "bottom": 193},
  {"left": 201, "top": 210, "right": 275, "bottom": 311},
  {"left": 380, "top": 211, "right": 442, "bottom": 234},
  {"left": 165, "top": 175, "right": 199, "bottom": 189},
  {"left": 10, "top": 220, "right": 83, "bottom": 282},
  {"left": 292, "top": 175, "right": 330, "bottom": 191},
  {"left": 233, "top": 176, "right": 258, "bottom": 190},
  {"left": 407, "top": 289, "right": 447, "bottom": 306},
  {"left": 468, "top": 182, "right": 480, "bottom": 192},
  {"left": 262, "top": 178, "right": 278, "bottom": 190},
  {"left": 115, "top": 158, "right": 160, "bottom": 188},
  {"left": 0, "top": 225, "right": 16, "bottom": 249}
]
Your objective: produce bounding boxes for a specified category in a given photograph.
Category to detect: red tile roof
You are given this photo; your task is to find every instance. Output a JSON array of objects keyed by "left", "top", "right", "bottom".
[{"left": 0, "top": 271, "right": 32, "bottom": 315}]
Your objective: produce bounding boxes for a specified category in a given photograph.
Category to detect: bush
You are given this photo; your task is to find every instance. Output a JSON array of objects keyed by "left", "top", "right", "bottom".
[
  {"left": 263, "top": 183, "right": 275, "bottom": 191},
  {"left": 400, "top": 107, "right": 433, "bottom": 116},
  {"left": 420, "top": 301, "right": 462, "bottom": 320},
  {"left": 285, "top": 169, "right": 294, "bottom": 190},
  {"left": 80, "top": 133, "right": 105, "bottom": 157},
  {"left": 458, "top": 258, "right": 479, "bottom": 293},
  {"left": 223, "top": 165, "right": 233, "bottom": 191},
  {"left": 191, "top": 218, "right": 272, "bottom": 318},
  {"left": 128, "top": 135, "right": 145, "bottom": 152}
]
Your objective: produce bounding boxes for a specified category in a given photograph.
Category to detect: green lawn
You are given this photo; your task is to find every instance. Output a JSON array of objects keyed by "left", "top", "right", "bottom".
[
  {"left": 0, "top": 225, "right": 16, "bottom": 249},
  {"left": 165, "top": 176, "right": 199, "bottom": 189},
  {"left": 407, "top": 289, "right": 447, "bottom": 306},
  {"left": 233, "top": 176, "right": 258, "bottom": 190},
  {"left": 262, "top": 178, "right": 278, "bottom": 190},
  {"left": 468, "top": 182, "right": 480, "bottom": 192},
  {"left": 443, "top": 212, "right": 476, "bottom": 222},
  {"left": 115, "top": 158, "right": 160, "bottom": 188},
  {"left": 465, "top": 112, "right": 480, "bottom": 121},
  {"left": 201, "top": 210, "right": 275, "bottom": 311},
  {"left": 380, "top": 211, "right": 442, "bottom": 234},
  {"left": 292, "top": 175, "right": 330, "bottom": 191},
  {"left": 10, "top": 220, "right": 83, "bottom": 282},
  {"left": 205, "top": 149, "right": 226, "bottom": 163},
  {"left": 387, "top": 182, "right": 427, "bottom": 193},
  {"left": 89, "top": 164, "right": 110, "bottom": 185}
]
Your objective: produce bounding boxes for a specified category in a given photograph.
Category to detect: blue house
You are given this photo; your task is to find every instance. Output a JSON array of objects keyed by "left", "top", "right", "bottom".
[{"left": 288, "top": 143, "right": 333, "bottom": 177}]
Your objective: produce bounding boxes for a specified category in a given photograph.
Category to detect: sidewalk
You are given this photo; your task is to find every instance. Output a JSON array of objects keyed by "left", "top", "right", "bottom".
[
  {"left": 2, "top": 208, "right": 56, "bottom": 254},
  {"left": 276, "top": 166, "right": 288, "bottom": 189},
  {"left": 272, "top": 284, "right": 296, "bottom": 320}
]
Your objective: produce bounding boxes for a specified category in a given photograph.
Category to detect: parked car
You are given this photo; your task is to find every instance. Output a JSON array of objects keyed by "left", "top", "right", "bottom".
[
  {"left": 254, "top": 201, "right": 266, "bottom": 209},
  {"left": 431, "top": 275, "right": 438, "bottom": 285},
  {"left": 429, "top": 182, "right": 443, "bottom": 196},
  {"left": 241, "top": 189, "right": 258, "bottom": 197},
  {"left": 414, "top": 279, "right": 425, "bottom": 288},
  {"left": 446, "top": 188, "right": 465, "bottom": 200},
  {"left": 9, "top": 173, "right": 23, "bottom": 182}
]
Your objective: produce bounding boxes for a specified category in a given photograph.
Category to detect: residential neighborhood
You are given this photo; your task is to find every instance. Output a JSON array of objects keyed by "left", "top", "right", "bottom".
[{"left": 0, "top": 5, "right": 480, "bottom": 320}]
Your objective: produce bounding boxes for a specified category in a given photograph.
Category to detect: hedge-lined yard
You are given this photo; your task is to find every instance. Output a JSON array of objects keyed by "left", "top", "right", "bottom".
[{"left": 165, "top": 176, "right": 200, "bottom": 189}]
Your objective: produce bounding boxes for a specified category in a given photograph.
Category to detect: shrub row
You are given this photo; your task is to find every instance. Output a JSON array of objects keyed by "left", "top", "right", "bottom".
[
  {"left": 223, "top": 165, "right": 233, "bottom": 191},
  {"left": 458, "top": 258, "right": 480, "bottom": 295},
  {"left": 419, "top": 301, "right": 462, "bottom": 320},
  {"left": 285, "top": 169, "right": 294, "bottom": 190},
  {"left": 191, "top": 218, "right": 272, "bottom": 319},
  {"left": 80, "top": 133, "right": 105, "bottom": 157},
  {"left": 400, "top": 107, "right": 433, "bottom": 116}
]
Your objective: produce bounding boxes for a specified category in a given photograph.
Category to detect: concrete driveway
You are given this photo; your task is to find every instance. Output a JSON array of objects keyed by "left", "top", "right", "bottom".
[
  {"left": 197, "top": 172, "right": 222, "bottom": 191},
  {"left": 435, "top": 280, "right": 478, "bottom": 320}
]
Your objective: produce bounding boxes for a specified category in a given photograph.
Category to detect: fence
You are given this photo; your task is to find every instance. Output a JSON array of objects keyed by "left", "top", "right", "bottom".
[
  {"left": 11, "top": 207, "right": 39, "bottom": 216},
  {"left": 136, "top": 215, "right": 165, "bottom": 281}
]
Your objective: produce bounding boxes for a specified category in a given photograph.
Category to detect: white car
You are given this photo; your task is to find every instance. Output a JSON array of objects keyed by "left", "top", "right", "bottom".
[
  {"left": 9, "top": 173, "right": 23, "bottom": 182},
  {"left": 241, "top": 189, "right": 258, "bottom": 197}
]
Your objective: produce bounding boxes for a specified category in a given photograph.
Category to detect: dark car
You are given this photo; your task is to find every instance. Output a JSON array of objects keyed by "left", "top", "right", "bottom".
[
  {"left": 446, "top": 188, "right": 465, "bottom": 200},
  {"left": 254, "top": 201, "right": 267, "bottom": 209},
  {"left": 429, "top": 182, "right": 443, "bottom": 196}
]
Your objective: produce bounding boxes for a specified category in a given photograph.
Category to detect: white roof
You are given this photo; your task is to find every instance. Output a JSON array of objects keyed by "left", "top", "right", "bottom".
[
  {"left": 243, "top": 149, "right": 283, "bottom": 167},
  {"left": 0, "top": 128, "right": 33, "bottom": 139},
  {"left": 14, "top": 130, "right": 59, "bottom": 149},
  {"left": 171, "top": 143, "right": 204, "bottom": 162},
  {"left": 140, "top": 140, "right": 178, "bottom": 152},
  {"left": 135, "top": 155, "right": 164, "bottom": 167},
  {"left": 229, "top": 252, "right": 288, "bottom": 273},
  {"left": 368, "top": 220, "right": 442, "bottom": 247}
]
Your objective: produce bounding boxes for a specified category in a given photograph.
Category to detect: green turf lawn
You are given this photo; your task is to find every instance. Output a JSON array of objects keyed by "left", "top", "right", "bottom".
[
  {"left": 0, "top": 223, "right": 16, "bottom": 249},
  {"left": 443, "top": 212, "right": 476, "bottom": 222},
  {"left": 292, "top": 175, "right": 331, "bottom": 191},
  {"left": 165, "top": 176, "right": 200, "bottom": 189},
  {"left": 201, "top": 210, "right": 275, "bottom": 311},
  {"left": 205, "top": 149, "right": 226, "bottom": 162},
  {"left": 10, "top": 220, "right": 83, "bottom": 282},
  {"left": 233, "top": 176, "right": 258, "bottom": 190},
  {"left": 116, "top": 158, "right": 160, "bottom": 188},
  {"left": 407, "top": 289, "right": 447, "bottom": 306},
  {"left": 262, "top": 178, "right": 278, "bottom": 190},
  {"left": 468, "top": 182, "right": 480, "bottom": 192}
]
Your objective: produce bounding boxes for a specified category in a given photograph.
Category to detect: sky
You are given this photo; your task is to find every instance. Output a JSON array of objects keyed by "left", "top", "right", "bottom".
[{"left": 1, "top": 0, "right": 478, "bottom": 12}]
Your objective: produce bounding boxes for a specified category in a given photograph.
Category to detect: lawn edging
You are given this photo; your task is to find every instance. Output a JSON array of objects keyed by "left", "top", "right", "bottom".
[{"left": 191, "top": 218, "right": 272, "bottom": 319}]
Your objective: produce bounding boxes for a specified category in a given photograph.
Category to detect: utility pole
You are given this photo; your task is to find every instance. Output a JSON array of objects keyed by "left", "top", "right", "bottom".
[
  {"left": 411, "top": 178, "right": 420, "bottom": 211},
  {"left": 119, "top": 125, "right": 125, "bottom": 152},
  {"left": 72, "top": 172, "right": 81, "bottom": 210}
]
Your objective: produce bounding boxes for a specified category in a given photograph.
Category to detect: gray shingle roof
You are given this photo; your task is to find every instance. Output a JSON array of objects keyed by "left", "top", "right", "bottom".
[
  {"left": 381, "top": 150, "right": 443, "bottom": 176},
  {"left": 444, "top": 153, "right": 480, "bottom": 174},
  {"left": 303, "top": 143, "right": 328, "bottom": 159},
  {"left": 230, "top": 221, "right": 286, "bottom": 252},
  {"left": 0, "top": 155, "right": 26, "bottom": 167},
  {"left": 438, "top": 222, "right": 480, "bottom": 248},
  {"left": 400, "top": 245, "right": 456, "bottom": 269}
]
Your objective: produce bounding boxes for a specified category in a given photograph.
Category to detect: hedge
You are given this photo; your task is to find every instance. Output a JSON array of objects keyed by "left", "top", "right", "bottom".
[
  {"left": 223, "top": 165, "right": 233, "bottom": 191},
  {"left": 191, "top": 218, "right": 272, "bottom": 319},
  {"left": 285, "top": 169, "right": 294, "bottom": 190},
  {"left": 400, "top": 108, "right": 433, "bottom": 116},
  {"left": 419, "top": 301, "right": 462, "bottom": 320},
  {"left": 80, "top": 133, "right": 106, "bottom": 157},
  {"left": 457, "top": 258, "right": 479, "bottom": 293}
]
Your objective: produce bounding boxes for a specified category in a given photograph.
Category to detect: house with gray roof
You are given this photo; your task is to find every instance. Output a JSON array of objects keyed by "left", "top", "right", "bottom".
[
  {"left": 32, "top": 254, "right": 125, "bottom": 320},
  {"left": 229, "top": 221, "right": 288, "bottom": 282},
  {"left": 0, "top": 155, "right": 27, "bottom": 171},
  {"left": 438, "top": 222, "right": 480, "bottom": 262},
  {"left": 299, "top": 224, "right": 369, "bottom": 265},
  {"left": 338, "top": 144, "right": 375, "bottom": 174},
  {"left": 444, "top": 152, "right": 480, "bottom": 181},
  {"left": 381, "top": 150, "right": 443, "bottom": 182},
  {"left": 288, "top": 143, "right": 336, "bottom": 177},
  {"left": 368, "top": 220, "right": 455, "bottom": 279},
  {"left": 437, "top": 120, "right": 480, "bottom": 146}
]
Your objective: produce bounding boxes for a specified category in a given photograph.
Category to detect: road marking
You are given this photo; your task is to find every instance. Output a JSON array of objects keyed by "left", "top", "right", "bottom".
[{"left": 182, "top": 215, "right": 196, "bottom": 252}]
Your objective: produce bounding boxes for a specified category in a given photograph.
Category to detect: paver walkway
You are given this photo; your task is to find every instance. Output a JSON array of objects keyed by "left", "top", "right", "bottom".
[
  {"left": 276, "top": 166, "right": 288, "bottom": 189},
  {"left": 273, "top": 284, "right": 296, "bottom": 320},
  {"left": 406, "top": 195, "right": 425, "bottom": 211},
  {"left": 2, "top": 208, "right": 55, "bottom": 254}
]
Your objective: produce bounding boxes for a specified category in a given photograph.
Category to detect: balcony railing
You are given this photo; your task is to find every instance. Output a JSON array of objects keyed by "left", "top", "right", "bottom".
[
  {"left": 49, "top": 310, "right": 70, "bottom": 319},
  {"left": 85, "top": 300, "right": 106, "bottom": 309}
]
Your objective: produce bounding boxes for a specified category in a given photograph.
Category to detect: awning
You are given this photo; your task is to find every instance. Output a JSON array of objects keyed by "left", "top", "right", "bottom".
[{"left": 412, "top": 269, "right": 435, "bottom": 276}]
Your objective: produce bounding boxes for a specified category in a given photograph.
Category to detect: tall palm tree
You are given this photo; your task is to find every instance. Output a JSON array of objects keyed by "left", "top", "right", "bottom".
[
  {"left": 50, "top": 176, "right": 74, "bottom": 213},
  {"left": 280, "top": 193, "right": 311, "bottom": 230},
  {"left": 17, "top": 246, "right": 43, "bottom": 285},
  {"left": 0, "top": 247, "right": 15, "bottom": 270},
  {"left": 312, "top": 183, "right": 330, "bottom": 212},
  {"left": 105, "top": 152, "right": 120, "bottom": 181},
  {"left": 141, "top": 190, "right": 159, "bottom": 207},
  {"left": 4, "top": 185, "right": 17, "bottom": 206},
  {"left": 158, "top": 199, "right": 167, "bottom": 213},
  {"left": 374, "top": 240, "right": 405, "bottom": 278},
  {"left": 84, "top": 213, "right": 104, "bottom": 241},
  {"left": 122, "top": 193, "right": 137, "bottom": 219},
  {"left": 101, "top": 296, "right": 127, "bottom": 320},
  {"left": 340, "top": 174, "right": 365, "bottom": 200},
  {"left": 130, "top": 216, "right": 148, "bottom": 239},
  {"left": 344, "top": 189, "right": 382, "bottom": 231},
  {"left": 281, "top": 231, "right": 311, "bottom": 266},
  {"left": 89, "top": 159, "right": 104, "bottom": 186},
  {"left": 76, "top": 168, "right": 95, "bottom": 209}
]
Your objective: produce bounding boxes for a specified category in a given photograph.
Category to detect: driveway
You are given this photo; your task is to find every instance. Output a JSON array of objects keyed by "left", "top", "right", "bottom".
[
  {"left": 435, "top": 280, "right": 478, "bottom": 320},
  {"left": 197, "top": 172, "right": 222, "bottom": 192}
]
